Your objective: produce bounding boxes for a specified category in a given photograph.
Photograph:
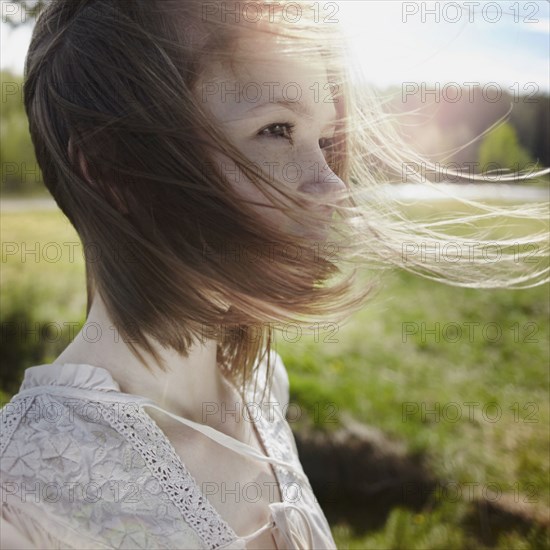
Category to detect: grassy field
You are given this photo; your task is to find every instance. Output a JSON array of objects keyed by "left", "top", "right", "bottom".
[
  {"left": 1, "top": 204, "right": 548, "bottom": 549},
  {"left": 277, "top": 265, "right": 549, "bottom": 548}
]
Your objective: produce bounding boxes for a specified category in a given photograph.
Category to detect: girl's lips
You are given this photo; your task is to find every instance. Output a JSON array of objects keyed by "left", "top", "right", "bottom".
[
  {"left": 298, "top": 200, "right": 334, "bottom": 218},
  {"left": 315, "top": 206, "right": 335, "bottom": 218}
]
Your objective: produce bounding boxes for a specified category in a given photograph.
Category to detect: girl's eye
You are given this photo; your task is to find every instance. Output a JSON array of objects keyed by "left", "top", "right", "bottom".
[{"left": 258, "top": 122, "right": 295, "bottom": 142}]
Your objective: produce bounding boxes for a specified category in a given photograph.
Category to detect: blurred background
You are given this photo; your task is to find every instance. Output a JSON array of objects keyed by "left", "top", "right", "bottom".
[{"left": 1, "top": 1, "right": 549, "bottom": 548}]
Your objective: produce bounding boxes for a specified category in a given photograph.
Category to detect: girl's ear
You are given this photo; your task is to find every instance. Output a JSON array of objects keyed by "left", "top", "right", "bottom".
[
  {"left": 67, "top": 137, "right": 129, "bottom": 215},
  {"left": 68, "top": 136, "right": 95, "bottom": 187}
]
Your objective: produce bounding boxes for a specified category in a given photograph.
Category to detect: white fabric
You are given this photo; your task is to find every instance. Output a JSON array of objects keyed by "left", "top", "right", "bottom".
[{"left": 0, "top": 350, "right": 337, "bottom": 549}]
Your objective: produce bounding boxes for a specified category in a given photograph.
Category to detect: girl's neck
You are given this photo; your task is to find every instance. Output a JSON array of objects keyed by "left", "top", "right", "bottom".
[{"left": 53, "top": 294, "right": 235, "bottom": 427}]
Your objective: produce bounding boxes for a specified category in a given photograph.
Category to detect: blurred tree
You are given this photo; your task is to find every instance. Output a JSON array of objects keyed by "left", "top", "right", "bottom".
[
  {"left": 510, "top": 96, "right": 550, "bottom": 168},
  {"left": 392, "top": 86, "right": 549, "bottom": 173},
  {"left": 0, "top": 71, "right": 45, "bottom": 194},
  {"left": 478, "top": 121, "right": 535, "bottom": 173}
]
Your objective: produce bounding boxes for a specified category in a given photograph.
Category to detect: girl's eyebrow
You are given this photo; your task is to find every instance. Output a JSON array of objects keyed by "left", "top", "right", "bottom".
[
  {"left": 247, "top": 99, "right": 314, "bottom": 118},
  {"left": 246, "top": 99, "right": 339, "bottom": 128}
]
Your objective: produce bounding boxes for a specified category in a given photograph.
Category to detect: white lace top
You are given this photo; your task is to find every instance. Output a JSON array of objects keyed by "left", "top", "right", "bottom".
[{"left": 0, "top": 351, "right": 337, "bottom": 549}]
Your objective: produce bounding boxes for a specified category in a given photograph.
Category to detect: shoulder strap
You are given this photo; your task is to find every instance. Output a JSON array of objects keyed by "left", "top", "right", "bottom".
[{"left": 140, "top": 401, "right": 310, "bottom": 486}]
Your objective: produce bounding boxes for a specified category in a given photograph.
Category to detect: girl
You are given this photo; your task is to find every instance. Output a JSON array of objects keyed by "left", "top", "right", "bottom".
[{"left": 1, "top": 0, "right": 547, "bottom": 549}]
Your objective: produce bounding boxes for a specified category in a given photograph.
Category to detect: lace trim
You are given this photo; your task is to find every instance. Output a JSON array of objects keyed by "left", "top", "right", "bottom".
[
  {"left": 1, "top": 354, "right": 321, "bottom": 548},
  {"left": 251, "top": 403, "right": 301, "bottom": 496},
  {"left": 99, "top": 402, "right": 237, "bottom": 549},
  {"left": 243, "top": 364, "right": 303, "bottom": 474},
  {"left": 0, "top": 396, "right": 35, "bottom": 457}
]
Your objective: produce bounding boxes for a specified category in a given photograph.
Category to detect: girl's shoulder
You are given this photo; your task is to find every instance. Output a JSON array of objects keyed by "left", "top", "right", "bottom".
[
  {"left": 247, "top": 348, "right": 290, "bottom": 411},
  {"left": 0, "top": 362, "right": 147, "bottom": 470},
  {"left": 0, "top": 363, "right": 239, "bottom": 549},
  {"left": 267, "top": 348, "right": 290, "bottom": 410}
]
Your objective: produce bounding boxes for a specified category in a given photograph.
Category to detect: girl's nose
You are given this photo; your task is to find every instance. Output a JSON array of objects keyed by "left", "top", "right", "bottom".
[{"left": 297, "top": 152, "right": 347, "bottom": 204}]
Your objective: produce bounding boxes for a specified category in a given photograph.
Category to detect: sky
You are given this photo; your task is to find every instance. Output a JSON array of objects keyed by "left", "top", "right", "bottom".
[
  {"left": 1, "top": 0, "right": 549, "bottom": 91},
  {"left": 338, "top": 0, "right": 550, "bottom": 91}
]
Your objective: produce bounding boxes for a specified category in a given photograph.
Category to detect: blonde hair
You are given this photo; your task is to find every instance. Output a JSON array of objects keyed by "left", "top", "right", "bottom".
[{"left": 24, "top": 0, "right": 548, "bottom": 401}]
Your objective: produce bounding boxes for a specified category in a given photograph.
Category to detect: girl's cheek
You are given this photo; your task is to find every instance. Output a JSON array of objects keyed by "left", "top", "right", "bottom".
[
  {"left": 244, "top": 143, "right": 303, "bottom": 182},
  {"left": 209, "top": 152, "right": 307, "bottom": 229},
  {"left": 210, "top": 153, "right": 318, "bottom": 237}
]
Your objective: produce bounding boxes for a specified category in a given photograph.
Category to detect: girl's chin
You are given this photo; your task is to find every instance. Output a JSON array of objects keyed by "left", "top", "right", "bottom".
[{"left": 290, "top": 221, "right": 331, "bottom": 241}]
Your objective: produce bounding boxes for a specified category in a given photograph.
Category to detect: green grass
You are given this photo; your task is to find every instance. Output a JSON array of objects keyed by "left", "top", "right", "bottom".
[
  {"left": 1, "top": 209, "right": 87, "bottom": 320},
  {"left": 276, "top": 268, "right": 549, "bottom": 548},
  {"left": 1, "top": 205, "right": 548, "bottom": 549}
]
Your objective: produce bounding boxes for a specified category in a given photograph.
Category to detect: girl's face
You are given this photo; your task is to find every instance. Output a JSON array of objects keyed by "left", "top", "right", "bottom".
[{"left": 198, "top": 30, "right": 347, "bottom": 240}]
